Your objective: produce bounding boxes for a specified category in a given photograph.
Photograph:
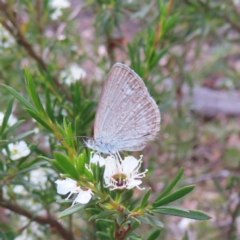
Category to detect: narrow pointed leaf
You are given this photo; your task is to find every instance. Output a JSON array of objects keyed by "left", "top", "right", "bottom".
[
  {"left": 153, "top": 185, "right": 195, "bottom": 207},
  {"left": 26, "top": 108, "right": 53, "bottom": 132},
  {"left": 0, "top": 140, "right": 8, "bottom": 147},
  {"left": 1, "top": 84, "right": 35, "bottom": 111},
  {"left": 146, "top": 229, "right": 161, "bottom": 240},
  {"left": 76, "top": 153, "right": 85, "bottom": 174},
  {"left": 3, "top": 120, "right": 25, "bottom": 136},
  {"left": 153, "top": 208, "right": 211, "bottom": 220},
  {"left": 89, "top": 210, "right": 116, "bottom": 221},
  {"left": 146, "top": 215, "right": 164, "bottom": 228},
  {"left": 53, "top": 152, "right": 79, "bottom": 179},
  {"left": 141, "top": 188, "right": 151, "bottom": 208},
  {"left": 0, "top": 98, "right": 14, "bottom": 134},
  {"left": 9, "top": 130, "right": 35, "bottom": 143},
  {"left": 59, "top": 204, "right": 86, "bottom": 218},
  {"left": 25, "top": 68, "right": 47, "bottom": 115},
  {"left": 152, "top": 206, "right": 189, "bottom": 214},
  {"left": 120, "top": 189, "right": 134, "bottom": 204},
  {"left": 49, "top": 159, "right": 66, "bottom": 173},
  {"left": 155, "top": 167, "right": 184, "bottom": 201}
]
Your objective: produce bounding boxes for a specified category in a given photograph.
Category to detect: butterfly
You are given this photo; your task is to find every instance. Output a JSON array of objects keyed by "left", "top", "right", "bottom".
[{"left": 85, "top": 63, "right": 161, "bottom": 154}]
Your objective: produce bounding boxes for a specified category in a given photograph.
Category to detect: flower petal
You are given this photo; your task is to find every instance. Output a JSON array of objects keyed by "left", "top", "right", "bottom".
[
  {"left": 122, "top": 156, "right": 140, "bottom": 175},
  {"left": 103, "top": 155, "right": 146, "bottom": 190},
  {"left": 90, "top": 153, "right": 106, "bottom": 167},
  {"left": 74, "top": 189, "right": 93, "bottom": 204},
  {"left": 127, "top": 179, "right": 142, "bottom": 189},
  {"left": 55, "top": 178, "right": 78, "bottom": 195}
]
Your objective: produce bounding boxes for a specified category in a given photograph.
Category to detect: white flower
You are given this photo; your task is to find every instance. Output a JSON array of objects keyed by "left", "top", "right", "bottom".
[
  {"left": 0, "top": 112, "right": 17, "bottom": 127},
  {"left": 90, "top": 152, "right": 106, "bottom": 167},
  {"left": 15, "top": 221, "right": 44, "bottom": 240},
  {"left": 13, "top": 185, "right": 28, "bottom": 195},
  {"left": 178, "top": 218, "right": 196, "bottom": 232},
  {"left": 50, "top": 0, "right": 70, "bottom": 20},
  {"left": 104, "top": 155, "right": 148, "bottom": 190},
  {"left": 60, "top": 63, "right": 87, "bottom": 85},
  {"left": 33, "top": 127, "right": 40, "bottom": 134},
  {"left": 55, "top": 177, "right": 93, "bottom": 205},
  {"left": 61, "top": 108, "right": 68, "bottom": 116},
  {"left": 0, "top": 23, "right": 15, "bottom": 48},
  {"left": 233, "top": 0, "right": 240, "bottom": 5},
  {"left": 74, "top": 189, "right": 93, "bottom": 204},
  {"left": 30, "top": 168, "right": 56, "bottom": 187},
  {"left": 2, "top": 141, "right": 30, "bottom": 160},
  {"left": 98, "top": 45, "right": 107, "bottom": 57}
]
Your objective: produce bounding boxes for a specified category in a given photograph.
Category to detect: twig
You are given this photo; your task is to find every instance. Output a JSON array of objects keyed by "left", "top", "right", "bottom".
[
  {"left": 0, "top": 1, "right": 71, "bottom": 101},
  {"left": 0, "top": 193, "right": 75, "bottom": 240},
  {"left": 114, "top": 220, "right": 131, "bottom": 240},
  {"left": 226, "top": 195, "right": 240, "bottom": 239},
  {"left": 222, "top": 14, "right": 240, "bottom": 33}
]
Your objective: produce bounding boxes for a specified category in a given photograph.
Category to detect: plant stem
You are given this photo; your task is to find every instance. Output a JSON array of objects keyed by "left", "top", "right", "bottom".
[
  {"left": 0, "top": 0, "right": 72, "bottom": 101},
  {"left": 0, "top": 190, "right": 75, "bottom": 240}
]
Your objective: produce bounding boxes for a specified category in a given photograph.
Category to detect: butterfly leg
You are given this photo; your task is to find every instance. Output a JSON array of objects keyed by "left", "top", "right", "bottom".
[{"left": 116, "top": 151, "right": 123, "bottom": 162}]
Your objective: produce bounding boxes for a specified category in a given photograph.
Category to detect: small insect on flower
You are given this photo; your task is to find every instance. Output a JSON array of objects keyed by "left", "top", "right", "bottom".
[
  {"left": 2, "top": 141, "right": 30, "bottom": 160},
  {"left": 55, "top": 178, "right": 93, "bottom": 205},
  {"left": 104, "top": 155, "right": 148, "bottom": 190}
]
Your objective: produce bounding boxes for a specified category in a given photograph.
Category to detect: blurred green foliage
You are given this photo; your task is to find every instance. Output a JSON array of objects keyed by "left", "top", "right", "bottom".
[{"left": 0, "top": 0, "right": 240, "bottom": 239}]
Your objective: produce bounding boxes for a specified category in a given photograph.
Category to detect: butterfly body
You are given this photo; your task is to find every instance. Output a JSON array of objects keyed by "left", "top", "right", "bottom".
[
  {"left": 85, "top": 137, "right": 115, "bottom": 154},
  {"left": 87, "top": 63, "right": 161, "bottom": 154}
]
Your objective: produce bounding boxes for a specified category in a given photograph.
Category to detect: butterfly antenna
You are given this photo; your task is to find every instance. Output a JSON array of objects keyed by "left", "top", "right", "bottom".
[
  {"left": 58, "top": 136, "right": 90, "bottom": 145},
  {"left": 76, "top": 145, "right": 85, "bottom": 155}
]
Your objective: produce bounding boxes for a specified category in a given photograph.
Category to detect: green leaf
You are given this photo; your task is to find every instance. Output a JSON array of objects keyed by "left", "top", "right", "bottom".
[
  {"left": 85, "top": 208, "right": 101, "bottom": 215},
  {"left": 9, "top": 130, "right": 35, "bottom": 143},
  {"left": 146, "top": 229, "right": 161, "bottom": 240},
  {"left": 16, "top": 161, "right": 45, "bottom": 175},
  {"left": 116, "top": 213, "right": 125, "bottom": 225},
  {"left": 59, "top": 203, "right": 86, "bottom": 218},
  {"left": 25, "top": 68, "right": 47, "bottom": 115},
  {"left": 152, "top": 206, "right": 189, "bottom": 214},
  {"left": 26, "top": 108, "right": 53, "bottom": 133},
  {"left": 131, "top": 217, "right": 142, "bottom": 226},
  {"left": 45, "top": 89, "right": 54, "bottom": 121},
  {"left": 141, "top": 188, "right": 151, "bottom": 208},
  {"left": 91, "top": 162, "right": 100, "bottom": 182},
  {"left": 145, "top": 215, "right": 164, "bottom": 228},
  {"left": 53, "top": 152, "right": 79, "bottom": 179},
  {"left": 3, "top": 120, "right": 25, "bottom": 136},
  {"left": 84, "top": 165, "right": 94, "bottom": 180},
  {"left": 149, "top": 47, "right": 168, "bottom": 70},
  {"left": 50, "top": 159, "right": 66, "bottom": 173},
  {"left": 153, "top": 208, "right": 211, "bottom": 220},
  {"left": 119, "top": 189, "right": 134, "bottom": 204},
  {"left": 1, "top": 84, "right": 35, "bottom": 111},
  {"left": 153, "top": 185, "right": 195, "bottom": 207},
  {"left": 155, "top": 167, "right": 184, "bottom": 201},
  {"left": 0, "top": 98, "right": 14, "bottom": 135},
  {"left": 57, "top": 199, "right": 73, "bottom": 204},
  {"left": 89, "top": 210, "right": 116, "bottom": 221},
  {"left": 0, "top": 140, "right": 8, "bottom": 147},
  {"left": 76, "top": 153, "right": 85, "bottom": 175}
]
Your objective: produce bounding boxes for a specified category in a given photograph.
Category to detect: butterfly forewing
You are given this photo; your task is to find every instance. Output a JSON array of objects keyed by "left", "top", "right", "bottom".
[
  {"left": 94, "top": 63, "right": 160, "bottom": 152},
  {"left": 108, "top": 93, "right": 160, "bottom": 151}
]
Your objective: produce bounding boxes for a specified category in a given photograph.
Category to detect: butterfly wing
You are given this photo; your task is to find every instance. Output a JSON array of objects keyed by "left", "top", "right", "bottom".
[
  {"left": 94, "top": 63, "right": 160, "bottom": 152},
  {"left": 107, "top": 93, "right": 160, "bottom": 151}
]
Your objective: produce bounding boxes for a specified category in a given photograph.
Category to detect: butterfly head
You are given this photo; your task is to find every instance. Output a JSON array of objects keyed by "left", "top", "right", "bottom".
[{"left": 85, "top": 137, "right": 115, "bottom": 154}]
